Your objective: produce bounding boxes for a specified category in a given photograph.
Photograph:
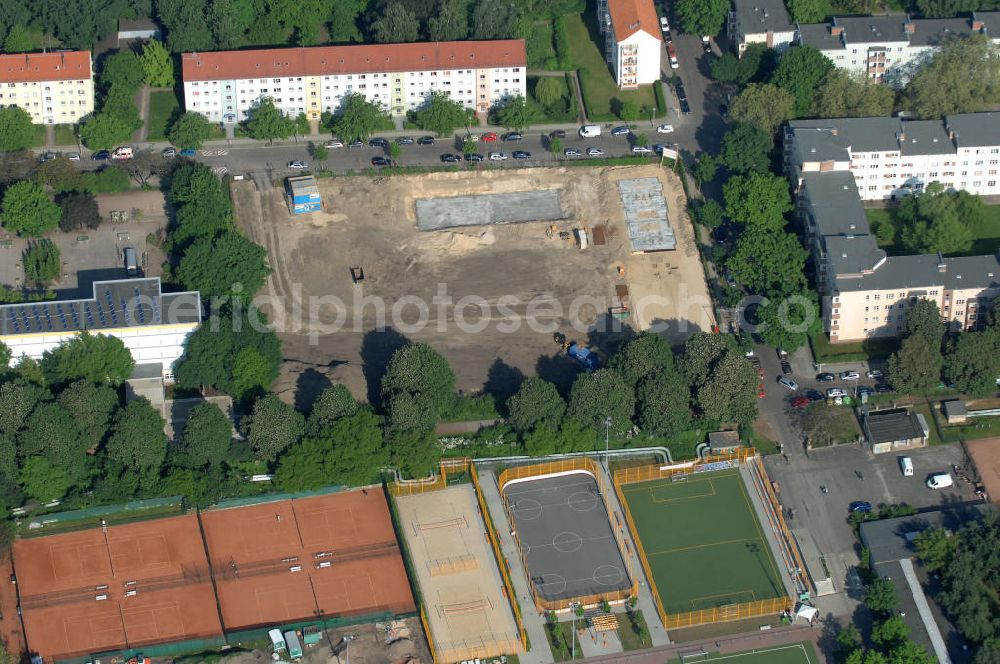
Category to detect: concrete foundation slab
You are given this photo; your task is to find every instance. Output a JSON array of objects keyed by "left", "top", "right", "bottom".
[{"left": 415, "top": 190, "right": 566, "bottom": 230}]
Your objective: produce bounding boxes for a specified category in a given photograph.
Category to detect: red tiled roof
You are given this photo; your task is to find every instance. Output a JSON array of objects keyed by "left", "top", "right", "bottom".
[
  {"left": 0, "top": 51, "right": 92, "bottom": 83},
  {"left": 182, "top": 40, "right": 527, "bottom": 82},
  {"left": 608, "top": 0, "right": 663, "bottom": 41}
]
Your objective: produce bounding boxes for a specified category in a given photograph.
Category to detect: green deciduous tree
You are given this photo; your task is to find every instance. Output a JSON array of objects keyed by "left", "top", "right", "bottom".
[
  {"left": 523, "top": 419, "right": 590, "bottom": 456},
  {"left": 311, "top": 144, "right": 328, "bottom": 169},
  {"left": 381, "top": 342, "right": 455, "bottom": 432},
  {"left": 694, "top": 350, "right": 758, "bottom": 426},
  {"left": 244, "top": 98, "right": 296, "bottom": 144},
  {"left": 871, "top": 616, "right": 910, "bottom": 649},
  {"left": 506, "top": 377, "right": 565, "bottom": 431},
  {"left": 903, "top": 298, "right": 945, "bottom": 352},
  {"left": 756, "top": 293, "right": 821, "bottom": 352},
  {"left": 106, "top": 398, "right": 168, "bottom": 475},
  {"left": 566, "top": 368, "right": 634, "bottom": 435},
  {"left": 40, "top": 332, "right": 135, "bottom": 386},
  {"left": 167, "top": 112, "right": 214, "bottom": 149},
  {"left": 812, "top": 69, "right": 895, "bottom": 118},
  {"left": 158, "top": 0, "right": 214, "bottom": 52},
  {"left": 495, "top": 95, "right": 539, "bottom": 130},
  {"left": 58, "top": 191, "right": 102, "bottom": 232},
  {"left": 610, "top": 331, "right": 675, "bottom": 388},
  {"left": 0, "top": 106, "right": 35, "bottom": 152},
  {"left": 177, "top": 230, "right": 271, "bottom": 298},
  {"left": 0, "top": 379, "right": 49, "bottom": 439},
  {"left": 535, "top": 77, "right": 567, "bottom": 108},
  {"left": 19, "top": 456, "right": 71, "bottom": 503},
  {"left": 245, "top": 393, "right": 305, "bottom": 461},
  {"left": 331, "top": 93, "right": 388, "bottom": 142},
  {"left": 865, "top": 577, "right": 899, "bottom": 616},
  {"left": 676, "top": 0, "right": 729, "bottom": 37},
  {"left": 79, "top": 112, "right": 136, "bottom": 150},
  {"left": 428, "top": 0, "right": 468, "bottom": 41},
  {"left": 944, "top": 329, "right": 1000, "bottom": 396},
  {"left": 710, "top": 44, "right": 775, "bottom": 86},
  {"left": 728, "top": 83, "right": 794, "bottom": 135},
  {"left": 370, "top": 2, "right": 420, "bottom": 43},
  {"left": 636, "top": 369, "right": 691, "bottom": 437},
  {"left": 726, "top": 227, "right": 808, "bottom": 297},
  {"left": 617, "top": 100, "right": 639, "bottom": 121},
  {"left": 277, "top": 409, "right": 387, "bottom": 488},
  {"left": 887, "top": 336, "right": 942, "bottom": 395},
  {"left": 913, "top": 527, "right": 957, "bottom": 573},
  {"left": 168, "top": 162, "right": 233, "bottom": 248},
  {"left": 771, "top": 45, "right": 834, "bottom": 117},
  {"left": 694, "top": 199, "right": 725, "bottom": 228},
  {"left": 22, "top": 240, "right": 60, "bottom": 286},
  {"left": 906, "top": 35, "right": 1000, "bottom": 118},
  {"left": 897, "top": 183, "right": 977, "bottom": 255},
  {"left": 35, "top": 158, "right": 84, "bottom": 194},
  {"left": 723, "top": 172, "right": 792, "bottom": 231},
  {"left": 787, "top": 0, "right": 831, "bottom": 22},
  {"left": 692, "top": 153, "right": 718, "bottom": 185},
  {"left": 414, "top": 91, "right": 469, "bottom": 136},
  {"left": 3, "top": 24, "right": 33, "bottom": 53},
  {"left": 17, "top": 401, "right": 88, "bottom": 478},
  {"left": 720, "top": 122, "right": 772, "bottom": 174},
  {"left": 57, "top": 380, "right": 119, "bottom": 451},
  {"left": 1, "top": 181, "right": 61, "bottom": 237},
  {"left": 307, "top": 384, "right": 359, "bottom": 434},
  {"left": 178, "top": 402, "right": 233, "bottom": 468},
  {"left": 472, "top": 0, "right": 522, "bottom": 40},
  {"left": 388, "top": 429, "right": 440, "bottom": 477},
  {"left": 101, "top": 50, "right": 144, "bottom": 93},
  {"left": 141, "top": 40, "right": 175, "bottom": 88}
]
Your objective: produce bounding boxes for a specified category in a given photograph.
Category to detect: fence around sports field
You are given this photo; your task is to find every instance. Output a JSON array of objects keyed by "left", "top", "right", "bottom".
[
  {"left": 496, "top": 456, "right": 639, "bottom": 612},
  {"left": 612, "top": 450, "right": 796, "bottom": 631}
]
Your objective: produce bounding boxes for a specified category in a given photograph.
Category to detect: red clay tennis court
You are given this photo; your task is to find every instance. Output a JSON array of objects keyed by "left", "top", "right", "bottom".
[
  {"left": 13, "top": 514, "right": 222, "bottom": 662},
  {"left": 199, "top": 488, "right": 415, "bottom": 631}
]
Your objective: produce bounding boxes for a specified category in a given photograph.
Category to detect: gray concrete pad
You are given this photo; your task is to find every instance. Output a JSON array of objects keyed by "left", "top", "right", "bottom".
[
  {"left": 415, "top": 190, "right": 565, "bottom": 230},
  {"left": 503, "top": 473, "right": 630, "bottom": 603}
]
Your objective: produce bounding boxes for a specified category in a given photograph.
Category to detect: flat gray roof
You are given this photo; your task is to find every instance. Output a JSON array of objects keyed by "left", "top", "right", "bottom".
[
  {"left": 801, "top": 172, "right": 870, "bottom": 237},
  {"left": 797, "top": 22, "right": 845, "bottom": 50},
  {"left": 899, "top": 120, "right": 955, "bottom": 157},
  {"left": 908, "top": 17, "right": 977, "bottom": 46},
  {"left": 834, "top": 15, "right": 908, "bottom": 44},
  {"left": 130, "top": 362, "right": 164, "bottom": 380},
  {"left": 618, "top": 177, "right": 676, "bottom": 253},
  {"left": 946, "top": 112, "right": 1000, "bottom": 148},
  {"left": 733, "top": 0, "right": 793, "bottom": 35},
  {"left": 0, "top": 278, "right": 201, "bottom": 336},
  {"left": 824, "top": 235, "right": 886, "bottom": 275},
  {"left": 414, "top": 190, "right": 566, "bottom": 230},
  {"left": 789, "top": 117, "right": 905, "bottom": 156},
  {"left": 864, "top": 408, "right": 925, "bottom": 445},
  {"left": 976, "top": 11, "right": 1000, "bottom": 37},
  {"left": 859, "top": 504, "right": 993, "bottom": 564}
]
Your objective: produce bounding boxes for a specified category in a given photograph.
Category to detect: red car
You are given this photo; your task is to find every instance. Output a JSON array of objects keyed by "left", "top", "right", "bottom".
[
  {"left": 482, "top": 132, "right": 498, "bottom": 142},
  {"left": 790, "top": 396, "right": 810, "bottom": 408},
  {"left": 757, "top": 382, "right": 766, "bottom": 399}
]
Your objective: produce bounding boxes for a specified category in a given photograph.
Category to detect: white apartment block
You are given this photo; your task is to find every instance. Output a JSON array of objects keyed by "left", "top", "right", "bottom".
[
  {"left": 728, "top": 0, "right": 796, "bottom": 56},
  {"left": 598, "top": 0, "right": 662, "bottom": 88},
  {"left": 796, "top": 11, "right": 1000, "bottom": 86},
  {"left": 787, "top": 113, "right": 1000, "bottom": 343},
  {"left": 180, "top": 40, "right": 526, "bottom": 123},
  {"left": 786, "top": 114, "right": 1000, "bottom": 201},
  {"left": 0, "top": 278, "right": 202, "bottom": 382},
  {"left": 0, "top": 51, "right": 94, "bottom": 125}
]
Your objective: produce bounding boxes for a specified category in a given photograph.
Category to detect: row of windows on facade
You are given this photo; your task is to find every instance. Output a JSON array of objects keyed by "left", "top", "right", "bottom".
[
  {"left": 191, "top": 79, "right": 511, "bottom": 97},
  {"left": 859, "top": 180, "right": 998, "bottom": 191},
  {"left": 0, "top": 101, "right": 86, "bottom": 110},
  {"left": 4, "top": 80, "right": 88, "bottom": 88},
  {"left": 190, "top": 88, "right": 511, "bottom": 109},
  {"left": 850, "top": 149, "right": 1000, "bottom": 160},
  {"left": 187, "top": 68, "right": 523, "bottom": 87}
]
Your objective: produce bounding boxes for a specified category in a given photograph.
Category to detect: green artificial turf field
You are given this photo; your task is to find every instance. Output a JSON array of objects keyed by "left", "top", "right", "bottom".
[
  {"left": 620, "top": 468, "right": 786, "bottom": 614},
  {"left": 666, "top": 641, "right": 820, "bottom": 664}
]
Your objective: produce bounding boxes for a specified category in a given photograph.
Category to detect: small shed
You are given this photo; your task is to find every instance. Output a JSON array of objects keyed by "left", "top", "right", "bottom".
[
  {"left": 117, "top": 18, "right": 161, "bottom": 41},
  {"left": 287, "top": 176, "right": 322, "bottom": 215},
  {"left": 863, "top": 408, "right": 929, "bottom": 454},
  {"left": 942, "top": 399, "right": 968, "bottom": 424},
  {"left": 707, "top": 430, "right": 741, "bottom": 454}
]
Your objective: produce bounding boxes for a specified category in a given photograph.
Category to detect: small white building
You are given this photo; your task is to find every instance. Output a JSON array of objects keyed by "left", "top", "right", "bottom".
[
  {"left": 117, "top": 18, "right": 161, "bottom": 42},
  {"left": 0, "top": 51, "right": 94, "bottom": 125},
  {"left": 728, "top": 0, "right": 796, "bottom": 56},
  {"left": 600, "top": 0, "right": 662, "bottom": 88},
  {"left": 181, "top": 40, "right": 527, "bottom": 123},
  {"left": 0, "top": 278, "right": 202, "bottom": 382}
]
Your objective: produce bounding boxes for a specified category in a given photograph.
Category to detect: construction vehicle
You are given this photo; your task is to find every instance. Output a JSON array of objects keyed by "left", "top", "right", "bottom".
[{"left": 567, "top": 342, "right": 600, "bottom": 371}]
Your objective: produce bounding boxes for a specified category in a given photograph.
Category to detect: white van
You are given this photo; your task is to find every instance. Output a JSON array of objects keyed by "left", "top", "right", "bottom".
[
  {"left": 123, "top": 246, "right": 138, "bottom": 275},
  {"left": 579, "top": 124, "right": 601, "bottom": 138},
  {"left": 284, "top": 630, "right": 303, "bottom": 659},
  {"left": 926, "top": 473, "right": 953, "bottom": 489},
  {"left": 112, "top": 146, "right": 133, "bottom": 160},
  {"left": 268, "top": 628, "right": 286, "bottom": 653},
  {"left": 899, "top": 456, "right": 914, "bottom": 477}
]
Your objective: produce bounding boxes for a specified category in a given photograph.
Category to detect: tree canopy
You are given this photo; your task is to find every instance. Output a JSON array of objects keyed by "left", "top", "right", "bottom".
[
  {"left": 179, "top": 402, "right": 234, "bottom": 468},
  {"left": 676, "top": 0, "right": 729, "bottom": 37},
  {"left": 495, "top": 95, "right": 539, "bottom": 130},
  {"left": 40, "top": 332, "right": 135, "bottom": 386},
  {"left": 887, "top": 336, "right": 942, "bottom": 394},
  {"left": 21, "top": 240, "right": 60, "bottom": 286},
  {"left": 0, "top": 106, "right": 35, "bottom": 152},
  {"left": 381, "top": 342, "right": 455, "bottom": 432},
  {"left": 177, "top": 231, "right": 271, "bottom": 298},
  {"left": 771, "top": 45, "right": 834, "bottom": 117},
  {"left": 720, "top": 123, "right": 773, "bottom": 174},
  {"left": 906, "top": 35, "right": 1000, "bottom": 118},
  {"left": 897, "top": 183, "right": 981, "bottom": 255},
  {"left": 0, "top": 181, "right": 61, "bottom": 237},
  {"left": 609, "top": 331, "right": 675, "bottom": 388},
  {"left": 244, "top": 98, "right": 296, "bottom": 144},
  {"left": 330, "top": 93, "right": 389, "bottom": 142},
  {"left": 105, "top": 398, "right": 168, "bottom": 476},
  {"left": 413, "top": 91, "right": 469, "bottom": 136},
  {"left": 728, "top": 83, "right": 794, "bottom": 135},
  {"left": 812, "top": 69, "right": 894, "bottom": 119},
  {"left": 726, "top": 227, "right": 809, "bottom": 297},
  {"left": 168, "top": 112, "right": 214, "bottom": 149},
  {"left": 723, "top": 172, "right": 793, "bottom": 231},
  {"left": 246, "top": 393, "right": 306, "bottom": 462},
  {"left": 506, "top": 377, "right": 565, "bottom": 432},
  {"left": 370, "top": 2, "right": 420, "bottom": 42},
  {"left": 141, "top": 40, "right": 175, "bottom": 88},
  {"left": 277, "top": 409, "right": 387, "bottom": 489},
  {"left": 566, "top": 368, "right": 634, "bottom": 436}
]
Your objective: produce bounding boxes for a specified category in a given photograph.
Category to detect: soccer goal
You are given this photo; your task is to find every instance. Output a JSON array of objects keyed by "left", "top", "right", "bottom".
[{"left": 679, "top": 650, "right": 709, "bottom": 662}]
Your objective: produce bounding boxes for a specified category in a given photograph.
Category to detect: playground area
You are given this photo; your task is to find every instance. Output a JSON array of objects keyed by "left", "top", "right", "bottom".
[
  {"left": 501, "top": 468, "right": 632, "bottom": 607},
  {"left": 667, "top": 641, "right": 820, "bottom": 664},
  {"left": 619, "top": 468, "right": 786, "bottom": 616},
  {"left": 199, "top": 488, "right": 415, "bottom": 631},
  {"left": 395, "top": 484, "right": 520, "bottom": 662},
  {"left": 12, "top": 514, "right": 223, "bottom": 662}
]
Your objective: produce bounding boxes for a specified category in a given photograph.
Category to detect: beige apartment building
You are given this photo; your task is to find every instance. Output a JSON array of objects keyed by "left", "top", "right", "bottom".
[
  {"left": 0, "top": 51, "right": 94, "bottom": 124},
  {"left": 788, "top": 113, "right": 1000, "bottom": 343}
]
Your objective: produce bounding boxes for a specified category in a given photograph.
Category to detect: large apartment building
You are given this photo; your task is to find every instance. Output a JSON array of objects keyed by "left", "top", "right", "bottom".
[
  {"left": 0, "top": 51, "right": 94, "bottom": 125},
  {"left": 598, "top": 0, "right": 662, "bottom": 88},
  {"left": 180, "top": 40, "right": 526, "bottom": 123},
  {"left": 796, "top": 11, "right": 1000, "bottom": 85},
  {"left": 786, "top": 114, "right": 1000, "bottom": 201},
  {"left": 786, "top": 114, "right": 1000, "bottom": 343},
  {"left": 727, "top": 0, "right": 796, "bottom": 56}
]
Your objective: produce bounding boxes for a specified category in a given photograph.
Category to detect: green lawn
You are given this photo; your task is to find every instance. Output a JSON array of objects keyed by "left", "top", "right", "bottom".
[
  {"left": 665, "top": 641, "right": 820, "bottom": 664},
  {"left": 810, "top": 330, "right": 899, "bottom": 364},
  {"left": 527, "top": 22, "right": 557, "bottom": 69},
  {"left": 620, "top": 469, "right": 785, "bottom": 614},
  {"left": 564, "top": 13, "right": 662, "bottom": 121},
  {"left": 526, "top": 75, "right": 579, "bottom": 123},
  {"left": 147, "top": 90, "right": 180, "bottom": 141},
  {"left": 617, "top": 609, "right": 651, "bottom": 651},
  {"left": 54, "top": 124, "right": 77, "bottom": 146},
  {"left": 866, "top": 204, "right": 1000, "bottom": 256},
  {"left": 940, "top": 413, "right": 1000, "bottom": 442}
]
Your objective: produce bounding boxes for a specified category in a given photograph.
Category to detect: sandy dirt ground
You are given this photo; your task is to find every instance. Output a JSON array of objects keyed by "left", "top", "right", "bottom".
[
  {"left": 232, "top": 165, "right": 712, "bottom": 407},
  {"left": 967, "top": 436, "right": 1000, "bottom": 505}
]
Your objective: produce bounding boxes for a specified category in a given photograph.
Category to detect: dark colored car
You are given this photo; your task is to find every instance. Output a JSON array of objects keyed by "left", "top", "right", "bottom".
[
  {"left": 417, "top": 136, "right": 435, "bottom": 145},
  {"left": 849, "top": 501, "right": 873, "bottom": 513},
  {"left": 348, "top": 140, "right": 364, "bottom": 149},
  {"left": 371, "top": 156, "right": 392, "bottom": 166},
  {"left": 816, "top": 373, "right": 835, "bottom": 382},
  {"left": 501, "top": 132, "right": 522, "bottom": 141},
  {"left": 512, "top": 150, "right": 531, "bottom": 159},
  {"left": 675, "top": 84, "right": 687, "bottom": 101},
  {"left": 805, "top": 390, "right": 825, "bottom": 402},
  {"left": 550, "top": 130, "right": 567, "bottom": 139},
  {"left": 680, "top": 99, "right": 692, "bottom": 114},
  {"left": 179, "top": 148, "right": 197, "bottom": 157},
  {"left": 858, "top": 387, "right": 874, "bottom": 398},
  {"left": 611, "top": 126, "right": 630, "bottom": 136},
  {"left": 876, "top": 384, "right": 893, "bottom": 393},
  {"left": 396, "top": 136, "right": 414, "bottom": 145},
  {"left": 464, "top": 153, "right": 484, "bottom": 162},
  {"left": 91, "top": 150, "right": 110, "bottom": 161},
  {"left": 781, "top": 361, "right": 793, "bottom": 375},
  {"left": 369, "top": 137, "right": 388, "bottom": 148},
  {"left": 440, "top": 153, "right": 461, "bottom": 162}
]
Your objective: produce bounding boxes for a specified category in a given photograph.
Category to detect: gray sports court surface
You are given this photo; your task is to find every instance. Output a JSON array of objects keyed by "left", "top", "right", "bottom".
[
  {"left": 414, "top": 190, "right": 566, "bottom": 230},
  {"left": 502, "top": 473, "right": 630, "bottom": 602}
]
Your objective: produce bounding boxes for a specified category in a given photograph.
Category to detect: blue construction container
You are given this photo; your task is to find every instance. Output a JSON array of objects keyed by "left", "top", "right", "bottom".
[{"left": 287, "top": 176, "right": 321, "bottom": 215}]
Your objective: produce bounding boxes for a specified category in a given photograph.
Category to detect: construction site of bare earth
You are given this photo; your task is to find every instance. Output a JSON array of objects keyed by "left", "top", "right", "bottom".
[{"left": 232, "top": 164, "right": 714, "bottom": 401}]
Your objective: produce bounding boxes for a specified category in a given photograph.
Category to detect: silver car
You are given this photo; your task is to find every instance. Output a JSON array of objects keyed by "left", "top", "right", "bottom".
[
  {"left": 488, "top": 152, "right": 507, "bottom": 161},
  {"left": 564, "top": 148, "right": 582, "bottom": 157},
  {"left": 587, "top": 147, "right": 605, "bottom": 156}
]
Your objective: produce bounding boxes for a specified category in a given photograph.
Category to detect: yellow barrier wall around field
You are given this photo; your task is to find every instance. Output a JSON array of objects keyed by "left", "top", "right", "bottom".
[
  {"left": 390, "top": 458, "right": 470, "bottom": 497},
  {"left": 496, "top": 457, "right": 639, "bottom": 612},
  {"left": 470, "top": 464, "right": 529, "bottom": 653},
  {"left": 613, "top": 450, "right": 795, "bottom": 631}
]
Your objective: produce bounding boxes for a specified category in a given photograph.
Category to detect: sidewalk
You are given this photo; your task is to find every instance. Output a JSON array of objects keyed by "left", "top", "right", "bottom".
[
  {"left": 477, "top": 467, "right": 555, "bottom": 664},
  {"left": 596, "top": 462, "right": 671, "bottom": 648}
]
